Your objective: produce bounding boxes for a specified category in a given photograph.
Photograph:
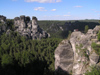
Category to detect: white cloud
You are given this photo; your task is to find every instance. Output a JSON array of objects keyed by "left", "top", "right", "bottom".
[
  {"left": 12, "top": 0, "right": 17, "bottom": 1},
  {"left": 74, "top": 6, "right": 83, "bottom": 8},
  {"left": 51, "top": 9, "right": 56, "bottom": 11},
  {"left": 56, "top": 0, "right": 61, "bottom": 2},
  {"left": 63, "top": 15, "right": 71, "bottom": 17},
  {"left": 25, "top": 0, "right": 62, "bottom": 3},
  {"left": 34, "top": 7, "right": 47, "bottom": 11}
]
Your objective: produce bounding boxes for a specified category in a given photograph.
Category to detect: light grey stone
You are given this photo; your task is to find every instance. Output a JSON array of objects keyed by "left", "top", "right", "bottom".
[
  {"left": 14, "top": 15, "right": 50, "bottom": 39},
  {"left": 55, "top": 40, "right": 74, "bottom": 75},
  {"left": 55, "top": 25, "right": 100, "bottom": 75},
  {"left": 90, "top": 52, "right": 99, "bottom": 65}
]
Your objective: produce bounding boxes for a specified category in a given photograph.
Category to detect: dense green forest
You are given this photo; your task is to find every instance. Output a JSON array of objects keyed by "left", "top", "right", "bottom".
[{"left": 0, "top": 32, "right": 62, "bottom": 75}]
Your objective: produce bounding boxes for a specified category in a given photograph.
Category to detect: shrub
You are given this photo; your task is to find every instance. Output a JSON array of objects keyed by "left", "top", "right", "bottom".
[
  {"left": 85, "top": 25, "right": 89, "bottom": 33},
  {"left": 85, "top": 67, "right": 100, "bottom": 75},
  {"left": 97, "top": 31, "right": 100, "bottom": 41},
  {"left": 91, "top": 42, "right": 100, "bottom": 55},
  {"left": 1, "top": 54, "right": 13, "bottom": 67}
]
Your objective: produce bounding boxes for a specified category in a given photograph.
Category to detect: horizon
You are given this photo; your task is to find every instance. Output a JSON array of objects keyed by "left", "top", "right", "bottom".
[{"left": 0, "top": 0, "right": 100, "bottom": 20}]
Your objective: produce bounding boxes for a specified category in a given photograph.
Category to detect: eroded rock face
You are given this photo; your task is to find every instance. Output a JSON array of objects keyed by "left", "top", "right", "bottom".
[
  {"left": 0, "top": 15, "right": 7, "bottom": 35},
  {"left": 55, "top": 25, "right": 100, "bottom": 75},
  {"left": 70, "top": 31, "right": 90, "bottom": 75},
  {"left": 55, "top": 40, "right": 74, "bottom": 75},
  {"left": 89, "top": 52, "right": 99, "bottom": 65},
  {"left": 14, "top": 15, "right": 50, "bottom": 39},
  {"left": 0, "top": 15, "right": 6, "bottom": 23}
]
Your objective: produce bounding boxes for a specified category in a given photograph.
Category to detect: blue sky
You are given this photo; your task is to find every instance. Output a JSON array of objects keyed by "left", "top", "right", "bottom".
[{"left": 0, "top": 0, "right": 100, "bottom": 20}]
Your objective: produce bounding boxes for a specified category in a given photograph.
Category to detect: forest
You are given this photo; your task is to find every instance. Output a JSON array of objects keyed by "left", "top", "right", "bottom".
[
  {"left": 38, "top": 20, "right": 99, "bottom": 38},
  {"left": 0, "top": 19, "right": 100, "bottom": 75},
  {"left": 0, "top": 31, "right": 62, "bottom": 75}
]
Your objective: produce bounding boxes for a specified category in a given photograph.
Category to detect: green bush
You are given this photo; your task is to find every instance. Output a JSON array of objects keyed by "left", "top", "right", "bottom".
[
  {"left": 97, "top": 31, "right": 100, "bottom": 41},
  {"left": 1, "top": 54, "right": 13, "bottom": 66},
  {"left": 85, "top": 25, "right": 89, "bottom": 33},
  {"left": 91, "top": 42, "right": 100, "bottom": 55},
  {"left": 85, "top": 67, "right": 100, "bottom": 75}
]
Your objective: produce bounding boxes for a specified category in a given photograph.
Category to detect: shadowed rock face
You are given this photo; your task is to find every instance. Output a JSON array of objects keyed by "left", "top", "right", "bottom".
[
  {"left": 20, "top": 15, "right": 25, "bottom": 20},
  {"left": 32, "top": 16, "right": 37, "bottom": 22},
  {"left": 0, "top": 15, "right": 6, "bottom": 23},
  {"left": 14, "top": 15, "right": 50, "bottom": 39},
  {"left": 55, "top": 25, "right": 100, "bottom": 75},
  {"left": 25, "top": 16, "right": 30, "bottom": 23},
  {"left": 55, "top": 40, "right": 74, "bottom": 75},
  {"left": 20, "top": 15, "right": 26, "bottom": 28},
  {"left": 0, "top": 15, "right": 7, "bottom": 35},
  {"left": 14, "top": 17, "right": 20, "bottom": 21}
]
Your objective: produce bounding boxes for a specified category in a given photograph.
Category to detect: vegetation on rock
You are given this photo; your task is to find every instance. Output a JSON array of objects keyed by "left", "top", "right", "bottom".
[
  {"left": 85, "top": 25, "right": 89, "bottom": 33},
  {"left": 86, "top": 30, "right": 100, "bottom": 75},
  {"left": 85, "top": 66, "right": 100, "bottom": 75}
]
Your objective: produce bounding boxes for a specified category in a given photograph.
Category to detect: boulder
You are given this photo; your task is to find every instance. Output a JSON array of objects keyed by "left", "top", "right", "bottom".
[{"left": 90, "top": 52, "right": 99, "bottom": 65}]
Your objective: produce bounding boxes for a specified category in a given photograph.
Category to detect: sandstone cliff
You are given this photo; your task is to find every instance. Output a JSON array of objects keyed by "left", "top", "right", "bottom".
[
  {"left": 14, "top": 15, "right": 50, "bottom": 39},
  {"left": 0, "top": 15, "right": 50, "bottom": 39},
  {"left": 0, "top": 15, "right": 7, "bottom": 35},
  {"left": 55, "top": 25, "right": 100, "bottom": 75}
]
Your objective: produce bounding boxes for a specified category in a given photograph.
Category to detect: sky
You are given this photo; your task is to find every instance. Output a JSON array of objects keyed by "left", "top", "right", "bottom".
[{"left": 0, "top": 0, "right": 100, "bottom": 20}]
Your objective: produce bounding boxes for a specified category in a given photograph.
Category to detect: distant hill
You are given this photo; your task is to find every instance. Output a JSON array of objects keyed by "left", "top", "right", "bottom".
[{"left": 38, "top": 20, "right": 100, "bottom": 39}]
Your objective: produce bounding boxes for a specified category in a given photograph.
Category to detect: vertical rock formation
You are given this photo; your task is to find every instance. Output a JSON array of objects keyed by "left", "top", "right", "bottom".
[
  {"left": 20, "top": 15, "right": 26, "bottom": 29},
  {"left": 0, "top": 15, "right": 6, "bottom": 23},
  {"left": 55, "top": 25, "right": 100, "bottom": 75},
  {"left": 0, "top": 15, "right": 7, "bottom": 35},
  {"left": 32, "top": 16, "right": 38, "bottom": 29},
  {"left": 14, "top": 15, "right": 50, "bottom": 39},
  {"left": 14, "top": 17, "right": 20, "bottom": 28}
]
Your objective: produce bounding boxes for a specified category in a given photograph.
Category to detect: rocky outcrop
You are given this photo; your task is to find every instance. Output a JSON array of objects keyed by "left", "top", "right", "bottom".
[
  {"left": 55, "top": 25, "right": 100, "bottom": 75},
  {"left": 55, "top": 40, "right": 74, "bottom": 75},
  {"left": 14, "top": 15, "right": 50, "bottom": 39},
  {"left": 0, "top": 15, "right": 7, "bottom": 35},
  {"left": 0, "top": 15, "right": 50, "bottom": 40},
  {"left": 0, "top": 15, "right": 6, "bottom": 23}
]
